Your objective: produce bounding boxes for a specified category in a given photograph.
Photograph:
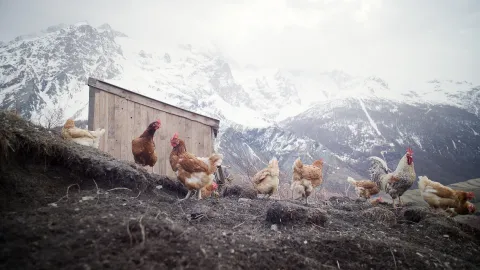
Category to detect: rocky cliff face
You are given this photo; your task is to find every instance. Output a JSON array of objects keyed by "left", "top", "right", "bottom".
[{"left": 1, "top": 22, "right": 479, "bottom": 188}]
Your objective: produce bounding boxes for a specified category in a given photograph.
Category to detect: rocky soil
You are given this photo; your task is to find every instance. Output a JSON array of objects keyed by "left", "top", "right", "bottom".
[{"left": 1, "top": 111, "right": 479, "bottom": 270}]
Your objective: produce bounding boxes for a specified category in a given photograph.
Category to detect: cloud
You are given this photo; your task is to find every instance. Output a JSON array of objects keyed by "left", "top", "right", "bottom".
[{"left": 0, "top": 0, "right": 478, "bottom": 86}]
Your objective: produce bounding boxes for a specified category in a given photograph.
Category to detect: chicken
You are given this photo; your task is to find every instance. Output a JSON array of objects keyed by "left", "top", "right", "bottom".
[
  {"left": 252, "top": 158, "right": 280, "bottom": 199},
  {"left": 291, "top": 158, "right": 323, "bottom": 204},
  {"left": 370, "top": 197, "right": 384, "bottom": 206},
  {"left": 201, "top": 181, "right": 219, "bottom": 198},
  {"left": 131, "top": 120, "right": 161, "bottom": 167},
  {"left": 368, "top": 147, "right": 416, "bottom": 209},
  {"left": 446, "top": 201, "right": 476, "bottom": 216},
  {"left": 169, "top": 133, "right": 218, "bottom": 199},
  {"left": 170, "top": 133, "right": 223, "bottom": 201},
  {"left": 291, "top": 179, "right": 314, "bottom": 202},
  {"left": 347, "top": 176, "right": 380, "bottom": 199},
  {"left": 62, "top": 119, "right": 105, "bottom": 149},
  {"left": 418, "top": 175, "right": 475, "bottom": 213}
]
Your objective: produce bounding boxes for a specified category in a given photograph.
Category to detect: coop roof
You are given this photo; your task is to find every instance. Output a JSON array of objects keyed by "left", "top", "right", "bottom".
[{"left": 88, "top": 77, "right": 220, "bottom": 130}]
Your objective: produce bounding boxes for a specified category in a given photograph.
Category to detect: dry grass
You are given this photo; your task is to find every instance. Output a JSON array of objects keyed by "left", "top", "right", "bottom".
[{"left": 0, "top": 110, "right": 187, "bottom": 202}]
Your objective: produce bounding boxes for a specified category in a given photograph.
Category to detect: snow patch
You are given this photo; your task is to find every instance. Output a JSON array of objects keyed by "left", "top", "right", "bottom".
[{"left": 411, "top": 135, "right": 423, "bottom": 150}]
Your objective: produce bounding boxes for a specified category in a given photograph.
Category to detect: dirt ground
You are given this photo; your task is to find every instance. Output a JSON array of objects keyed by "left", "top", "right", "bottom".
[{"left": 1, "top": 111, "right": 479, "bottom": 270}]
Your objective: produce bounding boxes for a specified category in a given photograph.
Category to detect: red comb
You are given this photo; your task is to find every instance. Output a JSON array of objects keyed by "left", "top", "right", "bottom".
[
  {"left": 407, "top": 147, "right": 413, "bottom": 154},
  {"left": 173, "top": 132, "right": 178, "bottom": 139}
]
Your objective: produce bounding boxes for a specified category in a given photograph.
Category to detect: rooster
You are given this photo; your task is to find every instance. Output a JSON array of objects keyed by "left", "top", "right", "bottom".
[
  {"left": 62, "top": 119, "right": 105, "bottom": 149},
  {"left": 291, "top": 158, "right": 323, "bottom": 204},
  {"left": 418, "top": 175, "right": 475, "bottom": 215},
  {"left": 252, "top": 157, "right": 280, "bottom": 199},
  {"left": 170, "top": 133, "right": 223, "bottom": 201},
  {"left": 368, "top": 147, "right": 416, "bottom": 209},
  {"left": 347, "top": 176, "right": 380, "bottom": 199},
  {"left": 131, "top": 120, "right": 161, "bottom": 167},
  {"left": 169, "top": 133, "right": 218, "bottom": 199}
]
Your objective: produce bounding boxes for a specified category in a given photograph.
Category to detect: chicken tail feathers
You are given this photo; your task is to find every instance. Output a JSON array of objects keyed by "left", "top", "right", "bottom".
[
  {"left": 417, "top": 175, "right": 430, "bottom": 192},
  {"left": 89, "top": 129, "right": 105, "bottom": 149},
  {"left": 292, "top": 158, "right": 303, "bottom": 182},
  {"left": 90, "top": 128, "right": 105, "bottom": 137},
  {"left": 347, "top": 176, "right": 356, "bottom": 185},
  {"left": 293, "top": 158, "right": 303, "bottom": 169},
  {"left": 368, "top": 156, "right": 389, "bottom": 185},
  {"left": 209, "top": 153, "right": 223, "bottom": 171}
]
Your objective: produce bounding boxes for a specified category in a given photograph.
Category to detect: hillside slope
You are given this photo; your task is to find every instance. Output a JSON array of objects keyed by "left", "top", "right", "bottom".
[
  {"left": 0, "top": 111, "right": 479, "bottom": 270},
  {"left": 1, "top": 22, "right": 480, "bottom": 189}
]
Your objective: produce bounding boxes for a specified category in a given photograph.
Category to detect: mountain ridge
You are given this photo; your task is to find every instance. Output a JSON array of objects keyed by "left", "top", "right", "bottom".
[{"left": 1, "top": 22, "right": 479, "bottom": 187}]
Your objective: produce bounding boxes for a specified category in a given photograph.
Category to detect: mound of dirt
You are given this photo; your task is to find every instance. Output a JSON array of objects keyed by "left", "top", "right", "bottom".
[
  {"left": 221, "top": 184, "right": 257, "bottom": 199},
  {"left": 0, "top": 111, "right": 187, "bottom": 212},
  {"left": 1, "top": 111, "right": 480, "bottom": 270},
  {"left": 266, "top": 201, "right": 328, "bottom": 226}
]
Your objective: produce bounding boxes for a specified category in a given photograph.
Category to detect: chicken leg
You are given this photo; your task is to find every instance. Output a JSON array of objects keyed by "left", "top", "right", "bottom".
[
  {"left": 398, "top": 196, "right": 403, "bottom": 207},
  {"left": 197, "top": 188, "right": 202, "bottom": 200},
  {"left": 176, "top": 190, "right": 192, "bottom": 203}
]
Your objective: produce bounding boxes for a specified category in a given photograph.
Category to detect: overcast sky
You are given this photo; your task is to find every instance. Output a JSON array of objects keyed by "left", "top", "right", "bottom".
[{"left": 0, "top": 0, "right": 479, "bottom": 88}]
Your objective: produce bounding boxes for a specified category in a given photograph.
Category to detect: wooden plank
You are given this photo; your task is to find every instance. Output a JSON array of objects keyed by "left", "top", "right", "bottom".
[
  {"left": 165, "top": 113, "right": 180, "bottom": 178},
  {"left": 92, "top": 89, "right": 101, "bottom": 131},
  {"left": 119, "top": 97, "right": 128, "bottom": 161},
  {"left": 151, "top": 109, "right": 167, "bottom": 175},
  {"left": 133, "top": 102, "right": 142, "bottom": 140},
  {"left": 184, "top": 119, "right": 194, "bottom": 155},
  {"left": 203, "top": 125, "right": 211, "bottom": 157},
  {"left": 146, "top": 107, "right": 159, "bottom": 174},
  {"left": 142, "top": 106, "right": 153, "bottom": 173},
  {"left": 130, "top": 102, "right": 143, "bottom": 166},
  {"left": 195, "top": 122, "right": 205, "bottom": 158},
  {"left": 113, "top": 95, "right": 123, "bottom": 159},
  {"left": 87, "top": 87, "right": 96, "bottom": 130},
  {"left": 88, "top": 78, "right": 220, "bottom": 129},
  {"left": 97, "top": 91, "right": 107, "bottom": 150},
  {"left": 126, "top": 100, "right": 135, "bottom": 162},
  {"left": 107, "top": 93, "right": 116, "bottom": 155}
]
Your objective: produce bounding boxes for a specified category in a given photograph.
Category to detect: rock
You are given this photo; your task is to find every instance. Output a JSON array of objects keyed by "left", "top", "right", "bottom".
[{"left": 266, "top": 201, "right": 328, "bottom": 226}]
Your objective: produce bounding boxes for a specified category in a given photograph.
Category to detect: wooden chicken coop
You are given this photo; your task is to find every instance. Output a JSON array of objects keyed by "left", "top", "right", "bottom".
[{"left": 87, "top": 77, "right": 220, "bottom": 178}]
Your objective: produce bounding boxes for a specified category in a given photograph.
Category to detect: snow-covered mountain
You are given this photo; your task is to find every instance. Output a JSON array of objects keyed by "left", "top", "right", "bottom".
[{"left": 1, "top": 22, "right": 479, "bottom": 187}]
